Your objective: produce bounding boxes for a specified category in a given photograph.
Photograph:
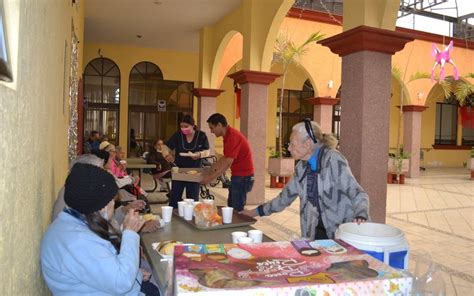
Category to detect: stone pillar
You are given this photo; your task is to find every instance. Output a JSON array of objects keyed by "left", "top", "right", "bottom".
[
  {"left": 306, "top": 97, "right": 338, "bottom": 134},
  {"left": 193, "top": 88, "right": 225, "bottom": 155},
  {"left": 319, "top": 26, "right": 413, "bottom": 223},
  {"left": 402, "top": 105, "right": 428, "bottom": 178},
  {"left": 228, "top": 70, "right": 280, "bottom": 205}
]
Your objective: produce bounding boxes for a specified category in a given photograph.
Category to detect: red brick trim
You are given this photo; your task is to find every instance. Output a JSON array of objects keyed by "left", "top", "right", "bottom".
[
  {"left": 432, "top": 145, "right": 472, "bottom": 150},
  {"left": 401, "top": 105, "right": 428, "bottom": 112},
  {"left": 318, "top": 25, "right": 414, "bottom": 56},
  {"left": 228, "top": 70, "right": 281, "bottom": 85},
  {"left": 288, "top": 7, "right": 474, "bottom": 49},
  {"left": 306, "top": 97, "right": 338, "bottom": 106},
  {"left": 396, "top": 27, "right": 474, "bottom": 49},
  {"left": 192, "top": 88, "right": 224, "bottom": 98}
]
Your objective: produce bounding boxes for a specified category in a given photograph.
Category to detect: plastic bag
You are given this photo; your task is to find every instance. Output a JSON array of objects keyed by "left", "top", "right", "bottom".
[
  {"left": 194, "top": 203, "right": 222, "bottom": 228},
  {"left": 410, "top": 251, "right": 446, "bottom": 296}
]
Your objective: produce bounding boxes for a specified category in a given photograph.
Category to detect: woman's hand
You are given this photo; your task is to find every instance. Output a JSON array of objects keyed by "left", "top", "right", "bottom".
[
  {"left": 140, "top": 268, "right": 152, "bottom": 282},
  {"left": 123, "top": 209, "right": 145, "bottom": 232},
  {"left": 140, "top": 220, "right": 159, "bottom": 233},
  {"left": 240, "top": 208, "right": 258, "bottom": 218},
  {"left": 165, "top": 154, "right": 175, "bottom": 163},
  {"left": 352, "top": 217, "right": 367, "bottom": 225}
]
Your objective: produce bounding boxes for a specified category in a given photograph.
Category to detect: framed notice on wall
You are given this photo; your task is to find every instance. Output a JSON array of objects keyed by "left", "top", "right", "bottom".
[{"left": 0, "top": 0, "right": 12, "bottom": 82}]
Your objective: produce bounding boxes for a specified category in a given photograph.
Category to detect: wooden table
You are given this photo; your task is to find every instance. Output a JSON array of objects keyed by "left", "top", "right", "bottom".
[
  {"left": 125, "top": 160, "right": 156, "bottom": 187},
  {"left": 141, "top": 215, "right": 273, "bottom": 296}
]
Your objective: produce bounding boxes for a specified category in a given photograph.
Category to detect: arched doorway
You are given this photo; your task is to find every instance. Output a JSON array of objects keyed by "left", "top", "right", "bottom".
[
  {"left": 83, "top": 57, "right": 120, "bottom": 145},
  {"left": 127, "top": 61, "right": 194, "bottom": 156}
]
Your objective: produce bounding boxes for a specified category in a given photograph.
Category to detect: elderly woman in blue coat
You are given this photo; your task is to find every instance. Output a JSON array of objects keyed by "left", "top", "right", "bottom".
[
  {"left": 242, "top": 119, "right": 369, "bottom": 239},
  {"left": 40, "top": 163, "right": 149, "bottom": 295}
]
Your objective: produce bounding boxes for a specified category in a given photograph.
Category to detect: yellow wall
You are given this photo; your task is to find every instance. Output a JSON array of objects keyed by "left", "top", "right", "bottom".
[
  {"left": 393, "top": 40, "right": 474, "bottom": 105},
  {"left": 343, "top": 0, "right": 399, "bottom": 31},
  {"left": 82, "top": 43, "right": 199, "bottom": 151},
  {"left": 0, "top": 1, "right": 84, "bottom": 294}
]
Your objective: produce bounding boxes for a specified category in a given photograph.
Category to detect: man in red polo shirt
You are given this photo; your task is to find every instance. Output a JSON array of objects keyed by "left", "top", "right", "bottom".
[{"left": 201, "top": 113, "right": 254, "bottom": 211}]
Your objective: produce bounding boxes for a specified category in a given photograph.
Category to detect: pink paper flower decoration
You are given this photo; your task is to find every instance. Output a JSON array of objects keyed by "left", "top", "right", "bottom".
[{"left": 431, "top": 40, "right": 459, "bottom": 81}]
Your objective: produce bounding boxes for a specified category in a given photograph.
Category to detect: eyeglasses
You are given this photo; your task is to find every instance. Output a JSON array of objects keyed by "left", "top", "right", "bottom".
[{"left": 303, "top": 118, "right": 317, "bottom": 144}]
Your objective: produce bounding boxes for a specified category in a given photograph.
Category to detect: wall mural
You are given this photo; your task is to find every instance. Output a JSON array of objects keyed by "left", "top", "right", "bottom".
[{"left": 67, "top": 22, "right": 79, "bottom": 162}]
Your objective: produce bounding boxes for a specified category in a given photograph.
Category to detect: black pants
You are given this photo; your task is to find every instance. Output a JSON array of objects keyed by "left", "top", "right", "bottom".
[
  {"left": 315, "top": 219, "right": 328, "bottom": 239},
  {"left": 141, "top": 281, "right": 160, "bottom": 296}
]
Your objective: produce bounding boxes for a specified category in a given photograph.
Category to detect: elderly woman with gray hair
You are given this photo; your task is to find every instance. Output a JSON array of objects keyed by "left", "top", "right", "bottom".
[{"left": 242, "top": 119, "right": 369, "bottom": 239}]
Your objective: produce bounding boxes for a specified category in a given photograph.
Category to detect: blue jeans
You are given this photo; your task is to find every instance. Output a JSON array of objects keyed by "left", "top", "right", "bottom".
[
  {"left": 228, "top": 175, "right": 254, "bottom": 211},
  {"left": 170, "top": 180, "right": 200, "bottom": 208}
]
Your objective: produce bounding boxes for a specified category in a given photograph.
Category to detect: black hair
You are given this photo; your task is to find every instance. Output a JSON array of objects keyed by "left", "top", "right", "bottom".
[
  {"left": 91, "top": 150, "right": 110, "bottom": 166},
  {"left": 181, "top": 114, "right": 195, "bottom": 126},
  {"left": 207, "top": 113, "right": 228, "bottom": 127}
]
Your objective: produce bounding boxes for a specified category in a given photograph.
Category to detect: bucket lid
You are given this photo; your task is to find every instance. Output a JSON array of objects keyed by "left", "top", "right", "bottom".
[{"left": 336, "top": 222, "right": 406, "bottom": 246}]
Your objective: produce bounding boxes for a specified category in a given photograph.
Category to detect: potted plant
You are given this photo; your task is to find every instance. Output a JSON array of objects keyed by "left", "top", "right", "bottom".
[
  {"left": 270, "top": 32, "right": 324, "bottom": 178},
  {"left": 388, "top": 148, "right": 410, "bottom": 184}
]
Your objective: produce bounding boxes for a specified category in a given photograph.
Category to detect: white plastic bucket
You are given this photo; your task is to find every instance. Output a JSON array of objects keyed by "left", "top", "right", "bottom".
[{"left": 335, "top": 222, "right": 409, "bottom": 269}]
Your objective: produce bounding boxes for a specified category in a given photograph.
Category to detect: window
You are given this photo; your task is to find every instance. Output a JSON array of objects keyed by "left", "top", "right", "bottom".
[
  {"left": 83, "top": 57, "right": 120, "bottom": 144},
  {"left": 462, "top": 126, "right": 474, "bottom": 146},
  {"left": 276, "top": 88, "right": 313, "bottom": 154},
  {"left": 128, "top": 61, "right": 193, "bottom": 155},
  {"left": 435, "top": 102, "right": 458, "bottom": 145}
]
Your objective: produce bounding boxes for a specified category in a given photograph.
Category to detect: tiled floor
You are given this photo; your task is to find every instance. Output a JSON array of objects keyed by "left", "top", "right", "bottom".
[{"left": 206, "top": 167, "right": 473, "bottom": 295}]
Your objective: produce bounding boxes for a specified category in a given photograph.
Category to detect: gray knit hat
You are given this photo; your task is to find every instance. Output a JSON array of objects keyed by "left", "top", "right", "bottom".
[{"left": 64, "top": 163, "right": 118, "bottom": 214}]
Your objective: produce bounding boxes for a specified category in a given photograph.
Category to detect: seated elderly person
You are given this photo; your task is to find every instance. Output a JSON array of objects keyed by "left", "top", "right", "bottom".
[
  {"left": 241, "top": 119, "right": 369, "bottom": 239},
  {"left": 146, "top": 139, "right": 172, "bottom": 192},
  {"left": 52, "top": 154, "right": 158, "bottom": 232},
  {"left": 41, "top": 163, "right": 159, "bottom": 295}
]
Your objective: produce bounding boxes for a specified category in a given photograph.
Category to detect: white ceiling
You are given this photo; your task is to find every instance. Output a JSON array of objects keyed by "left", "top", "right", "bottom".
[{"left": 84, "top": 0, "right": 242, "bottom": 52}]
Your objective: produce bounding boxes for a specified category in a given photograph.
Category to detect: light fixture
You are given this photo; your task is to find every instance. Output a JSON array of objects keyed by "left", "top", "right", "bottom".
[
  {"left": 328, "top": 80, "right": 334, "bottom": 89},
  {"left": 417, "top": 92, "right": 424, "bottom": 100}
]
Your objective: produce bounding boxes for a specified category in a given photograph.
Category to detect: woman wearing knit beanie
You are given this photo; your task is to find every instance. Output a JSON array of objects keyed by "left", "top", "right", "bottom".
[{"left": 40, "top": 163, "right": 157, "bottom": 295}]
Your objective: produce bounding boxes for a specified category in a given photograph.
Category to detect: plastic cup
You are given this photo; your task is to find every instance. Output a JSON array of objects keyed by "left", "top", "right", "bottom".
[
  {"left": 177, "top": 201, "right": 186, "bottom": 217},
  {"left": 171, "top": 167, "right": 179, "bottom": 173},
  {"left": 248, "top": 229, "right": 263, "bottom": 243},
  {"left": 183, "top": 204, "right": 194, "bottom": 221},
  {"left": 238, "top": 237, "right": 254, "bottom": 244},
  {"left": 231, "top": 231, "right": 247, "bottom": 243},
  {"left": 161, "top": 206, "right": 173, "bottom": 223},
  {"left": 184, "top": 198, "right": 194, "bottom": 204},
  {"left": 221, "top": 207, "right": 233, "bottom": 224}
]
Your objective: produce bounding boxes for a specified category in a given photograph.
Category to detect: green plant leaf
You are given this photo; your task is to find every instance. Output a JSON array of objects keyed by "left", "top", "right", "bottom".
[
  {"left": 408, "top": 71, "right": 431, "bottom": 82},
  {"left": 465, "top": 73, "right": 474, "bottom": 79},
  {"left": 454, "top": 81, "right": 474, "bottom": 106}
]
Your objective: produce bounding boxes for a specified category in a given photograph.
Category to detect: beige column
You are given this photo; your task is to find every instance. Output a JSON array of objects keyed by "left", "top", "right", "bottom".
[
  {"left": 402, "top": 105, "right": 428, "bottom": 178},
  {"left": 193, "top": 88, "right": 225, "bottom": 155},
  {"left": 306, "top": 97, "right": 339, "bottom": 134},
  {"left": 228, "top": 70, "right": 280, "bottom": 205},
  {"left": 320, "top": 26, "right": 413, "bottom": 223}
]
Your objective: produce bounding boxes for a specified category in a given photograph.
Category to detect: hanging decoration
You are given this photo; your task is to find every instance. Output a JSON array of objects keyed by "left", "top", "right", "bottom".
[
  {"left": 234, "top": 82, "right": 241, "bottom": 119},
  {"left": 430, "top": 40, "right": 459, "bottom": 82},
  {"left": 67, "top": 23, "right": 79, "bottom": 162}
]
